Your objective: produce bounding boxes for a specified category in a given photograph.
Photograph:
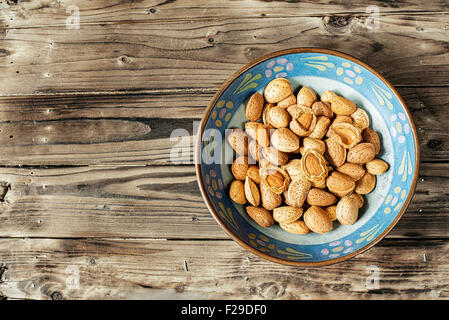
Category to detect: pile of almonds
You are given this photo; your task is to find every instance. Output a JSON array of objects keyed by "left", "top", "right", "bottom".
[{"left": 227, "top": 78, "right": 389, "bottom": 234}]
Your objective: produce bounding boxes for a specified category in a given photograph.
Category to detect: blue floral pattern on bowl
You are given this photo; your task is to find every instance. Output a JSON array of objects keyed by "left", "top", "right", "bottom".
[{"left": 197, "top": 49, "right": 418, "bottom": 266}]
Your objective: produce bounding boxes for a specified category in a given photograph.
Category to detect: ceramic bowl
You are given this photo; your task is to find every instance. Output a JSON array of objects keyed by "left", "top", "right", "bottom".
[{"left": 195, "top": 48, "right": 419, "bottom": 266}]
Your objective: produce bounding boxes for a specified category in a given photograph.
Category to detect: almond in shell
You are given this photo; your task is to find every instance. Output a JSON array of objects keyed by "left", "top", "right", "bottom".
[
  {"left": 231, "top": 155, "right": 249, "bottom": 180},
  {"left": 321, "top": 90, "right": 338, "bottom": 103},
  {"left": 286, "top": 177, "right": 311, "bottom": 208},
  {"left": 244, "top": 176, "right": 260, "bottom": 206},
  {"left": 336, "top": 162, "right": 365, "bottom": 181},
  {"left": 288, "top": 105, "right": 317, "bottom": 137},
  {"left": 326, "top": 171, "right": 356, "bottom": 197},
  {"left": 336, "top": 196, "right": 359, "bottom": 225},
  {"left": 332, "top": 115, "right": 353, "bottom": 125},
  {"left": 262, "top": 103, "right": 274, "bottom": 126},
  {"left": 302, "top": 137, "right": 326, "bottom": 154},
  {"left": 229, "top": 180, "right": 246, "bottom": 204},
  {"left": 331, "top": 96, "right": 357, "bottom": 115},
  {"left": 273, "top": 206, "right": 303, "bottom": 223},
  {"left": 324, "top": 137, "right": 346, "bottom": 167},
  {"left": 324, "top": 205, "right": 337, "bottom": 221},
  {"left": 306, "top": 188, "right": 337, "bottom": 206},
  {"left": 264, "top": 78, "right": 292, "bottom": 103},
  {"left": 296, "top": 86, "right": 317, "bottom": 107},
  {"left": 248, "top": 139, "right": 263, "bottom": 162},
  {"left": 279, "top": 220, "right": 310, "bottom": 234},
  {"left": 362, "top": 127, "right": 381, "bottom": 154},
  {"left": 366, "top": 158, "right": 389, "bottom": 175},
  {"left": 246, "top": 92, "right": 264, "bottom": 121},
  {"left": 350, "top": 107, "right": 370, "bottom": 130},
  {"left": 281, "top": 159, "right": 303, "bottom": 181},
  {"left": 348, "top": 192, "right": 364, "bottom": 208},
  {"left": 227, "top": 128, "right": 248, "bottom": 155},
  {"left": 256, "top": 124, "right": 271, "bottom": 147},
  {"left": 247, "top": 165, "right": 260, "bottom": 184},
  {"left": 347, "top": 143, "right": 376, "bottom": 164},
  {"left": 268, "top": 106, "right": 291, "bottom": 128},
  {"left": 303, "top": 206, "right": 333, "bottom": 234},
  {"left": 262, "top": 146, "right": 289, "bottom": 166},
  {"left": 260, "top": 165, "right": 290, "bottom": 194},
  {"left": 260, "top": 180, "right": 282, "bottom": 210},
  {"left": 355, "top": 172, "right": 376, "bottom": 194},
  {"left": 246, "top": 206, "right": 274, "bottom": 228},
  {"left": 270, "top": 128, "right": 299, "bottom": 153},
  {"left": 245, "top": 121, "right": 264, "bottom": 140}
]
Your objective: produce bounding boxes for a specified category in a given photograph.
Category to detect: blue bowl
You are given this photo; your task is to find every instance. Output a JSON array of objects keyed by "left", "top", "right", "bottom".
[{"left": 195, "top": 48, "right": 419, "bottom": 266}]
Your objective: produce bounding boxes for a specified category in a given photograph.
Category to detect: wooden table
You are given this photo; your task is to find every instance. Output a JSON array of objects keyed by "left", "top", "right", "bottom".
[{"left": 0, "top": 0, "right": 448, "bottom": 300}]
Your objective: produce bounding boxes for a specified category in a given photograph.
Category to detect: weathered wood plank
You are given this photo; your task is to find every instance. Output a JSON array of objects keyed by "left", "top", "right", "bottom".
[
  {"left": 0, "top": 163, "right": 447, "bottom": 239},
  {"left": 0, "top": 87, "right": 446, "bottom": 165},
  {"left": 0, "top": 0, "right": 447, "bottom": 95},
  {"left": 0, "top": 238, "right": 447, "bottom": 300}
]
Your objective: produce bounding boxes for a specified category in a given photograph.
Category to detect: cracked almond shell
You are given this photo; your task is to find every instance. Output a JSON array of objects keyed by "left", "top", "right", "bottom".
[
  {"left": 311, "top": 101, "right": 333, "bottom": 118},
  {"left": 288, "top": 105, "right": 317, "bottom": 137},
  {"left": 260, "top": 165, "right": 290, "bottom": 194},
  {"left": 244, "top": 176, "right": 260, "bottom": 207},
  {"left": 301, "top": 149, "right": 329, "bottom": 182},
  {"left": 328, "top": 122, "right": 362, "bottom": 149}
]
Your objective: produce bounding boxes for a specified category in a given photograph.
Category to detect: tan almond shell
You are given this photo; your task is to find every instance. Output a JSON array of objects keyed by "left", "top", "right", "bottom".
[
  {"left": 231, "top": 155, "right": 249, "bottom": 180},
  {"left": 245, "top": 121, "right": 265, "bottom": 140},
  {"left": 326, "top": 171, "right": 356, "bottom": 197},
  {"left": 268, "top": 106, "right": 291, "bottom": 128},
  {"left": 301, "top": 149, "right": 329, "bottom": 182},
  {"left": 277, "top": 94, "right": 297, "bottom": 109},
  {"left": 296, "top": 86, "right": 317, "bottom": 107},
  {"left": 248, "top": 139, "right": 263, "bottom": 162},
  {"left": 279, "top": 219, "right": 310, "bottom": 234},
  {"left": 328, "top": 122, "right": 362, "bottom": 149},
  {"left": 256, "top": 124, "right": 271, "bottom": 148},
  {"left": 311, "top": 177, "right": 327, "bottom": 189},
  {"left": 348, "top": 192, "right": 364, "bottom": 209},
  {"left": 244, "top": 176, "right": 260, "bottom": 207},
  {"left": 332, "top": 115, "right": 353, "bottom": 125},
  {"left": 355, "top": 172, "right": 376, "bottom": 194},
  {"left": 287, "top": 178, "right": 311, "bottom": 208},
  {"left": 303, "top": 206, "right": 333, "bottom": 234},
  {"left": 309, "top": 116, "right": 331, "bottom": 139},
  {"left": 273, "top": 206, "right": 303, "bottom": 224},
  {"left": 324, "top": 205, "right": 338, "bottom": 221},
  {"left": 324, "top": 137, "right": 347, "bottom": 167},
  {"left": 303, "top": 137, "right": 326, "bottom": 155},
  {"left": 262, "top": 103, "right": 274, "bottom": 126},
  {"left": 246, "top": 92, "right": 264, "bottom": 121},
  {"left": 362, "top": 127, "right": 381, "bottom": 154},
  {"left": 281, "top": 159, "right": 303, "bottom": 181},
  {"left": 311, "top": 101, "right": 333, "bottom": 118},
  {"left": 350, "top": 107, "right": 370, "bottom": 130},
  {"left": 260, "top": 180, "right": 283, "bottom": 210},
  {"left": 246, "top": 206, "right": 274, "bottom": 228},
  {"left": 321, "top": 90, "right": 338, "bottom": 103},
  {"left": 270, "top": 128, "right": 300, "bottom": 153},
  {"left": 336, "top": 196, "right": 359, "bottom": 225},
  {"left": 227, "top": 128, "right": 248, "bottom": 155},
  {"left": 306, "top": 188, "right": 337, "bottom": 206},
  {"left": 264, "top": 78, "right": 292, "bottom": 103},
  {"left": 262, "top": 146, "right": 289, "bottom": 166},
  {"left": 229, "top": 180, "right": 246, "bottom": 204},
  {"left": 330, "top": 96, "right": 357, "bottom": 115},
  {"left": 247, "top": 165, "right": 260, "bottom": 184},
  {"left": 347, "top": 143, "right": 376, "bottom": 164},
  {"left": 366, "top": 158, "right": 389, "bottom": 175},
  {"left": 336, "top": 162, "right": 365, "bottom": 181}
]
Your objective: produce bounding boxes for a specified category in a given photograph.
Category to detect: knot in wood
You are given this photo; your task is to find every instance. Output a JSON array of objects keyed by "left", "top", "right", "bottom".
[{"left": 321, "top": 15, "right": 356, "bottom": 34}]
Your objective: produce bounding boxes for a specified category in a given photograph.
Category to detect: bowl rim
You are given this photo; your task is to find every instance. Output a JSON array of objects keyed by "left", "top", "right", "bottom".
[{"left": 195, "top": 47, "right": 420, "bottom": 267}]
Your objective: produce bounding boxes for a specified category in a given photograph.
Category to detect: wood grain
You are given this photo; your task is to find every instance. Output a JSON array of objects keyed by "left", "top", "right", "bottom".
[
  {"left": 0, "top": 87, "right": 446, "bottom": 165},
  {"left": 0, "top": 0, "right": 447, "bottom": 95},
  {"left": 0, "top": 238, "right": 447, "bottom": 300},
  {"left": 0, "top": 163, "right": 447, "bottom": 239}
]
